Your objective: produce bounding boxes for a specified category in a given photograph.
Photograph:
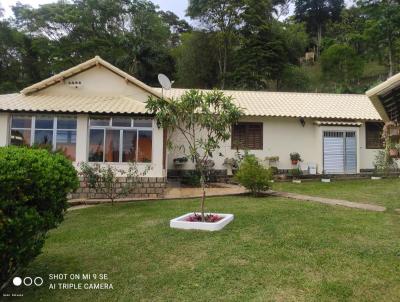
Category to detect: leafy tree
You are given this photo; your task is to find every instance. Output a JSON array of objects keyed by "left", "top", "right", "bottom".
[
  {"left": 187, "top": 0, "right": 243, "bottom": 88},
  {"left": 359, "top": 0, "right": 400, "bottom": 77},
  {"left": 147, "top": 90, "right": 242, "bottom": 221},
  {"left": 278, "top": 65, "right": 311, "bottom": 91},
  {"left": 172, "top": 31, "right": 220, "bottom": 88},
  {"left": 160, "top": 10, "right": 192, "bottom": 47},
  {"left": 320, "top": 44, "right": 364, "bottom": 86},
  {"left": 295, "top": 0, "right": 345, "bottom": 57}
]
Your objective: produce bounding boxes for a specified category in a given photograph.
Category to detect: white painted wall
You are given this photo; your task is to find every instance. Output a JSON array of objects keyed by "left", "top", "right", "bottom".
[
  {"left": 167, "top": 117, "right": 377, "bottom": 174},
  {"left": 0, "top": 112, "right": 10, "bottom": 146},
  {"left": 33, "top": 66, "right": 152, "bottom": 102}
]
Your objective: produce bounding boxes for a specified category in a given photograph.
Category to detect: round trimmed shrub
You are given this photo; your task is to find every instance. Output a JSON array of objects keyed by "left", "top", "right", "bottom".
[
  {"left": 0, "top": 146, "right": 78, "bottom": 288},
  {"left": 234, "top": 154, "right": 272, "bottom": 196}
]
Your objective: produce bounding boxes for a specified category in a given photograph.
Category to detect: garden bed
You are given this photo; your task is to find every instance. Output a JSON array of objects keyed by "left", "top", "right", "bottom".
[{"left": 170, "top": 212, "right": 234, "bottom": 231}]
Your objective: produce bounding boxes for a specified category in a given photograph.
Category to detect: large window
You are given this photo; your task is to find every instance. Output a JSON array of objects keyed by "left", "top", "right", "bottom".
[
  {"left": 366, "top": 122, "right": 384, "bottom": 149},
  {"left": 231, "top": 122, "right": 263, "bottom": 150},
  {"left": 88, "top": 116, "right": 152, "bottom": 163},
  {"left": 10, "top": 114, "right": 77, "bottom": 160}
]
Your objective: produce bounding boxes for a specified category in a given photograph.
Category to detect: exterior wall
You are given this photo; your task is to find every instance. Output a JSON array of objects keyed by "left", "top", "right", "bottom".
[
  {"left": 70, "top": 176, "right": 166, "bottom": 200},
  {"left": 167, "top": 117, "right": 376, "bottom": 174},
  {"left": 0, "top": 112, "right": 10, "bottom": 146},
  {"left": 359, "top": 123, "right": 380, "bottom": 170},
  {"left": 33, "top": 66, "right": 151, "bottom": 102}
]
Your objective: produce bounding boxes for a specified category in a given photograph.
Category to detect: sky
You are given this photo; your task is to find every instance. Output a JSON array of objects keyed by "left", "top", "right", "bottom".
[
  {"left": 0, "top": 0, "right": 356, "bottom": 20},
  {"left": 0, "top": 0, "right": 189, "bottom": 19}
]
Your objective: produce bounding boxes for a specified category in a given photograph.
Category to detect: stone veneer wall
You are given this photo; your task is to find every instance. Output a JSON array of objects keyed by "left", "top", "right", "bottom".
[{"left": 70, "top": 177, "right": 166, "bottom": 200}]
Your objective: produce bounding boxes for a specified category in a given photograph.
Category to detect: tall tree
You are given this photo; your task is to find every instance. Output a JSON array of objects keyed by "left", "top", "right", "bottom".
[
  {"left": 187, "top": 0, "right": 243, "bottom": 89},
  {"left": 359, "top": 0, "right": 400, "bottom": 77},
  {"left": 294, "top": 0, "right": 345, "bottom": 57}
]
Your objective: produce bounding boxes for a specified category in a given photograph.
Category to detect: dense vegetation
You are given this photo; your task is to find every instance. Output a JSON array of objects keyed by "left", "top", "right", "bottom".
[
  {"left": 0, "top": 0, "right": 399, "bottom": 93},
  {"left": 0, "top": 147, "right": 78, "bottom": 288}
]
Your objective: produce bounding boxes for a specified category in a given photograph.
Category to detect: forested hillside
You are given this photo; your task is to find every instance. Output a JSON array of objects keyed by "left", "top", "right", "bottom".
[{"left": 0, "top": 0, "right": 399, "bottom": 94}]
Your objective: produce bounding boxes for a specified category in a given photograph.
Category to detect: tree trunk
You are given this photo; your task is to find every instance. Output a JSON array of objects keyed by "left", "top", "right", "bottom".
[
  {"left": 200, "top": 173, "right": 206, "bottom": 222},
  {"left": 388, "top": 38, "right": 394, "bottom": 78},
  {"left": 316, "top": 25, "right": 322, "bottom": 59}
]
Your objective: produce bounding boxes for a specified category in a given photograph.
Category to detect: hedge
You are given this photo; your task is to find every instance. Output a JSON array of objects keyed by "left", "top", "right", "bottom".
[{"left": 0, "top": 146, "right": 79, "bottom": 288}]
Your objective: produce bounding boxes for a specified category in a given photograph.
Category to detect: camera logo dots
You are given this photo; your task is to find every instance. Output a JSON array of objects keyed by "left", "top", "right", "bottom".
[{"left": 12, "top": 276, "right": 43, "bottom": 287}]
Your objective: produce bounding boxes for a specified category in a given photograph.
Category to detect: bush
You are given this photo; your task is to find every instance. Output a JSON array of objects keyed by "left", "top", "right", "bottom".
[
  {"left": 234, "top": 154, "right": 272, "bottom": 196},
  {"left": 0, "top": 146, "right": 78, "bottom": 288}
]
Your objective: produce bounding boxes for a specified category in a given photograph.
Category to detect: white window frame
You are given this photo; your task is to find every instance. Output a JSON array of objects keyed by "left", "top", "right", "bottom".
[
  {"left": 88, "top": 116, "right": 153, "bottom": 164},
  {"left": 10, "top": 114, "right": 77, "bottom": 157}
]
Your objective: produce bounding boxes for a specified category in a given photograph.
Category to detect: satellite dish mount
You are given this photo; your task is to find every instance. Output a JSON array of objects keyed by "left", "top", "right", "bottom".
[{"left": 158, "top": 74, "right": 172, "bottom": 99}]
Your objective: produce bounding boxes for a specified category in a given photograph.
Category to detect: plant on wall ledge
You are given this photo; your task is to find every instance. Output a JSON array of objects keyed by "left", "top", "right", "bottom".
[
  {"left": 382, "top": 121, "right": 400, "bottom": 159},
  {"left": 147, "top": 90, "right": 242, "bottom": 222},
  {"left": 290, "top": 152, "right": 302, "bottom": 165}
]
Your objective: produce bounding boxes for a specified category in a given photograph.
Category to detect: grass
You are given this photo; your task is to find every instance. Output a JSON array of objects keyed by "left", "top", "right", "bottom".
[
  {"left": 273, "top": 178, "right": 400, "bottom": 211},
  {"left": 5, "top": 183, "right": 400, "bottom": 301}
]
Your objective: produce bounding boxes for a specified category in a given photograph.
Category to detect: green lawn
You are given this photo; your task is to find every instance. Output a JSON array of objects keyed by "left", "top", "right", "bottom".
[
  {"left": 6, "top": 187, "right": 400, "bottom": 301},
  {"left": 274, "top": 178, "right": 400, "bottom": 211}
]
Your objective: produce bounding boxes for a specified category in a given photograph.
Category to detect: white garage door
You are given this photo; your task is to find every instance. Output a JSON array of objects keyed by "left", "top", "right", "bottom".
[{"left": 323, "top": 131, "right": 357, "bottom": 174}]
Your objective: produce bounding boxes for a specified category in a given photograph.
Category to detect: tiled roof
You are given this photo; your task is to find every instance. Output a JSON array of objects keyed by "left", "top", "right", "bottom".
[
  {"left": 0, "top": 93, "right": 148, "bottom": 115},
  {"left": 155, "top": 88, "right": 382, "bottom": 120}
]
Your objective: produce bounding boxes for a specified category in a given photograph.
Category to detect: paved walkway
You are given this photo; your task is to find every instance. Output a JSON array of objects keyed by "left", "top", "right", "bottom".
[{"left": 269, "top": 191, "right": 386, "bottom": 212}]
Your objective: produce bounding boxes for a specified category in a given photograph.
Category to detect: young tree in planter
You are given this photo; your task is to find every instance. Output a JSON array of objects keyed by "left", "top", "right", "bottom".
[
  {"left": 147, "top": 90, "right": 242, "bottom": 221},
  {"left": 79, "top": 162, "right": 151, "bottom": 205}
]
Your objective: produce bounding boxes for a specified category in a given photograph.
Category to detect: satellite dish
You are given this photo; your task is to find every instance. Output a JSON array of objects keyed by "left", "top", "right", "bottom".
[{"left": 158, "top": 74, "right": 172, "bottom": 90}]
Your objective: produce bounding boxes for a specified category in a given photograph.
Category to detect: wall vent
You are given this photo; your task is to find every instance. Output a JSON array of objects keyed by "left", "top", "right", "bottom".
[{"left": 67, "top": 80, "right": 82, "bottom": 88}]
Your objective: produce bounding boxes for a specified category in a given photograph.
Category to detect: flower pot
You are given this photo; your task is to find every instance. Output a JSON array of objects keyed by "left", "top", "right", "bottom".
[
  {"left": 389, "top": 148, "right": 399, "bottom": 158},
  {"left": 321, "top": 178, "right": 331, "bottom": 183},
  {"left": 371, "top": 176, "right": 382, "bottom": 180},
  {"left": 389, "top": 127, "right": 400, "bottom": 137},
  {"left": 170, "top": 213, "right": 234, "bottom": 231},
  {"left": 291, "top": 160, "right": 299, "bottom": 165},
  {"left": 292, "top": 179, "right": 301, "bottom": 184}
]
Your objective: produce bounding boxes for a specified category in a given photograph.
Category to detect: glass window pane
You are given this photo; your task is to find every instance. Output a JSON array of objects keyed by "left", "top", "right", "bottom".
[
  {"left": 134, "top": 119, "right": 152, "bottom": 127},
  {"left": 11, "top": 116, "right": 31, "bottom": 128},
  {"left": 57, "top": 117, "right": 77, "bottom": 129},
  {"left": 10, "top": 129, "right": 31, "bottom": 146},
  {"left": 90, "top": 117, "right": 110, "bottom": 127},
  {"left": 89, "top": 129, "right": 104, "bottom": 162},
  {"left": 34, "top": 130, "right": 53, "bottom": 146},
  {"left": 56, "top": 130, "right": 76, "bottom": 161},
  {"left": 112, "top": 117, "right": 131, "bottom": 127},
  {"left": 35, "top": 116, "right": 54, "bottom": 129},
  {"left": 105, "top": 130, "right": 120, "bottom": 162},
  {"left": 138, "top": 131, "right": 152, "bottom": 162},
  {"left": 122, "top": 130, "right": 137, "bottom": 162}
]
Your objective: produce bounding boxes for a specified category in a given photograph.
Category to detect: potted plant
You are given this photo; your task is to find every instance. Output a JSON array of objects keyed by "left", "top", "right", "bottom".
[
  {"left": 223, "top": 157, "right": 238, "bottom": 176},
  {"left": 289, "top": 167, "right": 302, "bottom": 183},
  {"left": 265, "top": 156, "right": 279, "bottom": 167},
  {"left": 290, "top": 152, "right": 302, "bottom": 165},
  {"left": 173, "top": 157, "right": 188, "bottom": 168},
  {"left": 321, "top": 171, "right": 331, "bottom": 183},
  {"left": 388, "top": 141, "right": 399, "bottom": 158}
]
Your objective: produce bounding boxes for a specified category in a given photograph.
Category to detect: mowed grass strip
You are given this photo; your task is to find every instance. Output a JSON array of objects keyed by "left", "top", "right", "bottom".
[
  {"left": 9, "top": 194, "right": 400, "bottom": 302},
  {"left": 274, "top": 178, "right": 400, "bottom": 211}
]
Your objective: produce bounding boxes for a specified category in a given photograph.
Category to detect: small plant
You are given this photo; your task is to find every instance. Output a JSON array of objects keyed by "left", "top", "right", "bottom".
[
  {"left": 290, "top": 152, "right": 302, "bottom": 165},
  {"left": 234, "top": 153, "right": 272, "bottom": 196},
  {"left": 181, "top": 171, "right": 201, "bottom": 187},
  {"left": 79, "top": 162, "right": 150, "bottom": 205},
  {"left": 289, "top": 167, "right": 303, "bottom": 179},
  {"left": 185, "top": 213, "right": 222, "bottom": 223},
  {"left": 374, "top": 150, "right": 398, "bottom": 177}
]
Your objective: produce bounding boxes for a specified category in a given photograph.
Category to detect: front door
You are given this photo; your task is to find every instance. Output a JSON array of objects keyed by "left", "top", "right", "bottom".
[{"left": 323, "top": 131, "right": 357, "bottom": 174}]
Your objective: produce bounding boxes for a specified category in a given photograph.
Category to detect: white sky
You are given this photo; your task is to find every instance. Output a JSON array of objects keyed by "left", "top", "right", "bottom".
[
  {"left": 0, "top": 0, "right": 356, "bottom": 20},
  {"left": 0, "top": 0, "right": 189, "bottom": 19}
]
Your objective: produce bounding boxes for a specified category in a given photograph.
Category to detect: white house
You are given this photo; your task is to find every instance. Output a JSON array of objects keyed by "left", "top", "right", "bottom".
[{"left": 0, "top": 56, "right": 388, "bottom": 198}]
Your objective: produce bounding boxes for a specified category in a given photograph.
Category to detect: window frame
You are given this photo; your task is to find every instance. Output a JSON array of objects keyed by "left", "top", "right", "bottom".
[
  {"left": 365, "top": 122, "right": 384, "bottom": 150},
  {"left": 88, "top": 116, "right": 153, "bottom": 164},
  {"left": 9, "top": 114, "right": 77, "bottom": 160},
  {"left": 231, "top": 122, "right": 263, "bottom": 150}
]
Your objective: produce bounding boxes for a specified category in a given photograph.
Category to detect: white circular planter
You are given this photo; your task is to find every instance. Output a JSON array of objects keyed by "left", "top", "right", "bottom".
[
  {"left": 321, "top": 178, "right": 331, "bottom": 183},
  {"left": 292, "top": 179, "right": 302, "bottom": 184},
  {"left": 170, "top": 213, "right": 234, "bottom": 231},
  {"left": 371, "top": 176, "right": 382, "bottom": 180}
]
